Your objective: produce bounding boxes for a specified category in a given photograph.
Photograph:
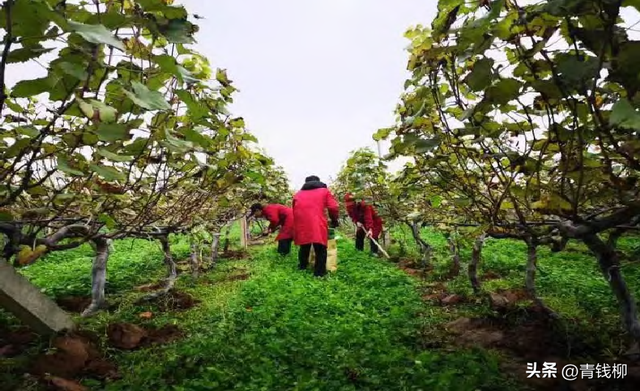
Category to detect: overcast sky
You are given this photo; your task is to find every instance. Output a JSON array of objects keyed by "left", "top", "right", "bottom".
[{"left": 177, "top": 0, "right": 436, "bottom": 187}]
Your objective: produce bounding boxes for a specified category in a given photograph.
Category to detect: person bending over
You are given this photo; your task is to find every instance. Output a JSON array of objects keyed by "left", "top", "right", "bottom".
[
  {"left": 292, "top": 175, "right": 339, "bottom": 277},
  {"left": 249, "top": 203, "right": 294, "bottom": 256},
  {"left": 344, "top": 193, "right": 384, "bottom": 256}
]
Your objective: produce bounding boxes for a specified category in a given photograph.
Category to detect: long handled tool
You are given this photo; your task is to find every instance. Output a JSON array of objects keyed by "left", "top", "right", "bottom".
[
  {"left": 367, "top": 231, "right": 390, "bottom": 259},
  {"left": 357, "top": 223, "right": 390, "bottom": 259}
]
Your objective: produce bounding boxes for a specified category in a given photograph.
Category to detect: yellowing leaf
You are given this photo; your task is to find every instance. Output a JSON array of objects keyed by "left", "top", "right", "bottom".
[{"left": 77, "top": 98, "right": 94, "bottom": 119}]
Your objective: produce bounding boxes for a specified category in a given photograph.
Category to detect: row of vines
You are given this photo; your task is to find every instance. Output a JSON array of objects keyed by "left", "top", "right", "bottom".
[
  {"left": 0, "top": 0, "right": 290, "bottom": 317},
  {"left": 335, "top": 0, "right": 640, "bottom": 345}
]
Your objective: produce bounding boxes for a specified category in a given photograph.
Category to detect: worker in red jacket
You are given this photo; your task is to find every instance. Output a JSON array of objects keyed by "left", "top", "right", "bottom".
[
  {"left": 249, "top": 203, "right": 294, "bottom": 255},
  {"left": 292, "top": 175, "right": 340, "bottom": 277},
  {"left": 344, "top": 193, "right": 384, "bottom": 256}
]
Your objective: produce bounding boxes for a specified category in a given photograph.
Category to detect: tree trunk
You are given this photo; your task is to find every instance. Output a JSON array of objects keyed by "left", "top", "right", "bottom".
[
  {"left": 446, "top": 232, "right": 461, "bottom": 277},
  {"left": 583, "top": 233, "right": 640, "bottom": 342},
  {"left": 468, "top": 233, "right": 486, "bottom": 294},
  {"left": 190, "top": 242, "right": 199, "bottom": 279},
  {"left": 210, "top": 233, "right": 220, "bottom": 268},
  {"left": 407, "top": 221, "right": 431, "bottom": 278},
  {"left": 82, "top": 237, "right": 110, "bottom": 317},
  {"left": 142, "top": 236, "right": 177, "bottom": 300},
  {"left": 525, "top": 238, "right": 559, "bottom": 319}
]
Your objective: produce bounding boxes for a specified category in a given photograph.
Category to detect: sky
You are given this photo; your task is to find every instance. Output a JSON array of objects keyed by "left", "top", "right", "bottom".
[{"left": 176, "top": 0, "right": 437, "bottom": 187}]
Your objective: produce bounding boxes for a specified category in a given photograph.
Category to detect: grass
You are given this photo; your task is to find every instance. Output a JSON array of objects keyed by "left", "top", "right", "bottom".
[
  {"left": 388, "top": 225, "right": 640, "bottom": 353},
  {"left": 1, "top": 223, "right": 640, "bottom": 390},
  {"left": 101, "top": 236, "right": 515, "bottom": 391}
]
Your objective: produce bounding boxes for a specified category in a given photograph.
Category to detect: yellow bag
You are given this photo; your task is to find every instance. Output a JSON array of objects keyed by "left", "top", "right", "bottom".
[
  {"left": 308, "top": 239, "right": 337, "bottom": 272},
  {"left": 327, "top": 239, "right": 338, "bottom": 272}
]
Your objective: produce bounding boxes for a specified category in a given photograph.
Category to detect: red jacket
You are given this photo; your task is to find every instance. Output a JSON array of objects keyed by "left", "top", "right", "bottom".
[
  {"left": 292, "top": 181, "right": 339, "bottom": 246},
  {"left": 344, "top": 193, "right": 383, "bottom": 239},
  {"left": 262, "top": 204, "right": 294, "bottom": 241}
]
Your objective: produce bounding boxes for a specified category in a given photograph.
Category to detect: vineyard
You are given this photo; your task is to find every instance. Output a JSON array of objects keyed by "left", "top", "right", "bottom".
[{"left": 1, "top": 0, "right": 640, "bottom": 390}]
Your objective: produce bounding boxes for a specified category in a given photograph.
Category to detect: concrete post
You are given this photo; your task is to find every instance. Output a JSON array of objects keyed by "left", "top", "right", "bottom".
[
  {"left": 0, "top": 260, "right": 75, "bottom": 335},
  {"left": 239, "top": 217, "right": 248, "bottom": 249}
]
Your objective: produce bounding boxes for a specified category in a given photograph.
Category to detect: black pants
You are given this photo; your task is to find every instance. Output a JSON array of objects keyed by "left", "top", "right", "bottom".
[
  {"left": 277, "top": 239, "right": 292, "bottom": 255},
  {"left": 298, "top": 243, "right": 328, "bottom": 276},
  {"left": 355, "top": 228, "right": 378, "bottom": 254}
]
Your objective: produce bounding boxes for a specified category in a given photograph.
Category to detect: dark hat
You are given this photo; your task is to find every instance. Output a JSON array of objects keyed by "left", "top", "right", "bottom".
[{"left": 305, "top": 175, "right": 320, "bottom": 182}]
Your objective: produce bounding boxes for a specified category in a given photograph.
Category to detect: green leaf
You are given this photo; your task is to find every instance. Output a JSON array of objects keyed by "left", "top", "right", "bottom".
[
  {"left": 453, "top": 198, "right": 471, "bottom": 207},
  {"left": 57, "top": 156, "right": 84, "bottom": 176},
  {"left": 500, "top": 201, "right": 514, "bottom": 210},
  {"left": 96, "top": 148, "right": 133, "bottom": 162},
  {"left": 414, "top": 137, "right": 441, "bottom": 153},
  {"left": 89, "top": 164, "right": 126, "bottom": 182},
  {"left": 59, "top": 62, "right": 88, "bottom": 80},
  {"left": 11, "top": 77, "right": 52, "bottom": 98},
  {"left": 373, "top": 127, "right": 393, "bottom": 142},
  {"left": 67, "top": 20, "right": 125, "bottom": 51},
  {"left": 607, "top": 41, "right": 640, "bottom": 95},
  {"left": 155, "top": 55, "right": 199, "bottom": 84},
  {"left": 7, "top": 46, "right": 54, "bottom": 64},
  {"left": 216, "top": 69, "right": 231, "bottom": 86},
  {"left": 545, "top": 0, "right": 597, "bottom": 16},
  {"left": 485, "top": 78, "right": 522, "bottom": 106},
  {"left": 158, "top": 18, "right": 195, "bottom": 44},
  {"left": 98, "top": 214, "right": 117, "bottom": 230},
  {"left": 182, "top": 128, "right": 209, "bottom": 149},
  {"left": 610, "top": 99, "right": 640, "bottom": 130},
  {"left": 123, "top": 138, "right": 149, "bottom": 156},
  {"left": 230, "top": 118, "right": 245, "bottom": 128},
  {"left": 555, "top": 54, "right": 599, "bottom": 86},
  {"left": 175, "top": 90, "right": 208, "bottom": 120},
  {"left": 430, "top": 195, "right": 443, "bottom": 208},
  {"left": 465, "top": 58, "right": 493, "bottom": 92},
  {"left": 82, "top": 132, "right": 99, "bottom": 146},
  {"left": 530, "top": 80, "right": 563, "bottom": 100},
  {"left": 26, "top": 186, "right": 48, "bottom": 196},
  {"left": 432, "top": 2, "right": 462, "bottom": 39},
  {"left": 124, "top": 81, "right": 171, "bottom": 110},
  {"left": 15, "top": 126, "right": 40, "bottom": 138},
  {"left": 5, "top": 99, "right": 24, "bottom": 114},
  {"left": 94, "top": 123, "right": 131, "bottom": 142}
]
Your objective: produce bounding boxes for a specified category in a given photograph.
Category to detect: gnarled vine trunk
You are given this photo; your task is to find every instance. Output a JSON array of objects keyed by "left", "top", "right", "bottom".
[
  {"left": 525, "top": 238, "right": 559, "bottom": 319},
  {"left": 407, "top": 221, "right": 431, "bottom": 278},
  {"left": 583, "top": 233, "right": 640, "bottom": 342},
  {"left": 210, "top": 232, "right": 220, "bottom": 268},
  {"left": 82, "top": 237, "right": 110, "bottom": 317},
  {"left": 190, "top": 243, "right": 199, "bottom": 278},
  {"left": 446, "top": 232, "right": 461, "bottom": 277},
  {"left": 468, "top": 233, "right": 486, "bottom": 294},
  {"left": 143, "top": 236, "right": 177, "bottom": 301}
]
